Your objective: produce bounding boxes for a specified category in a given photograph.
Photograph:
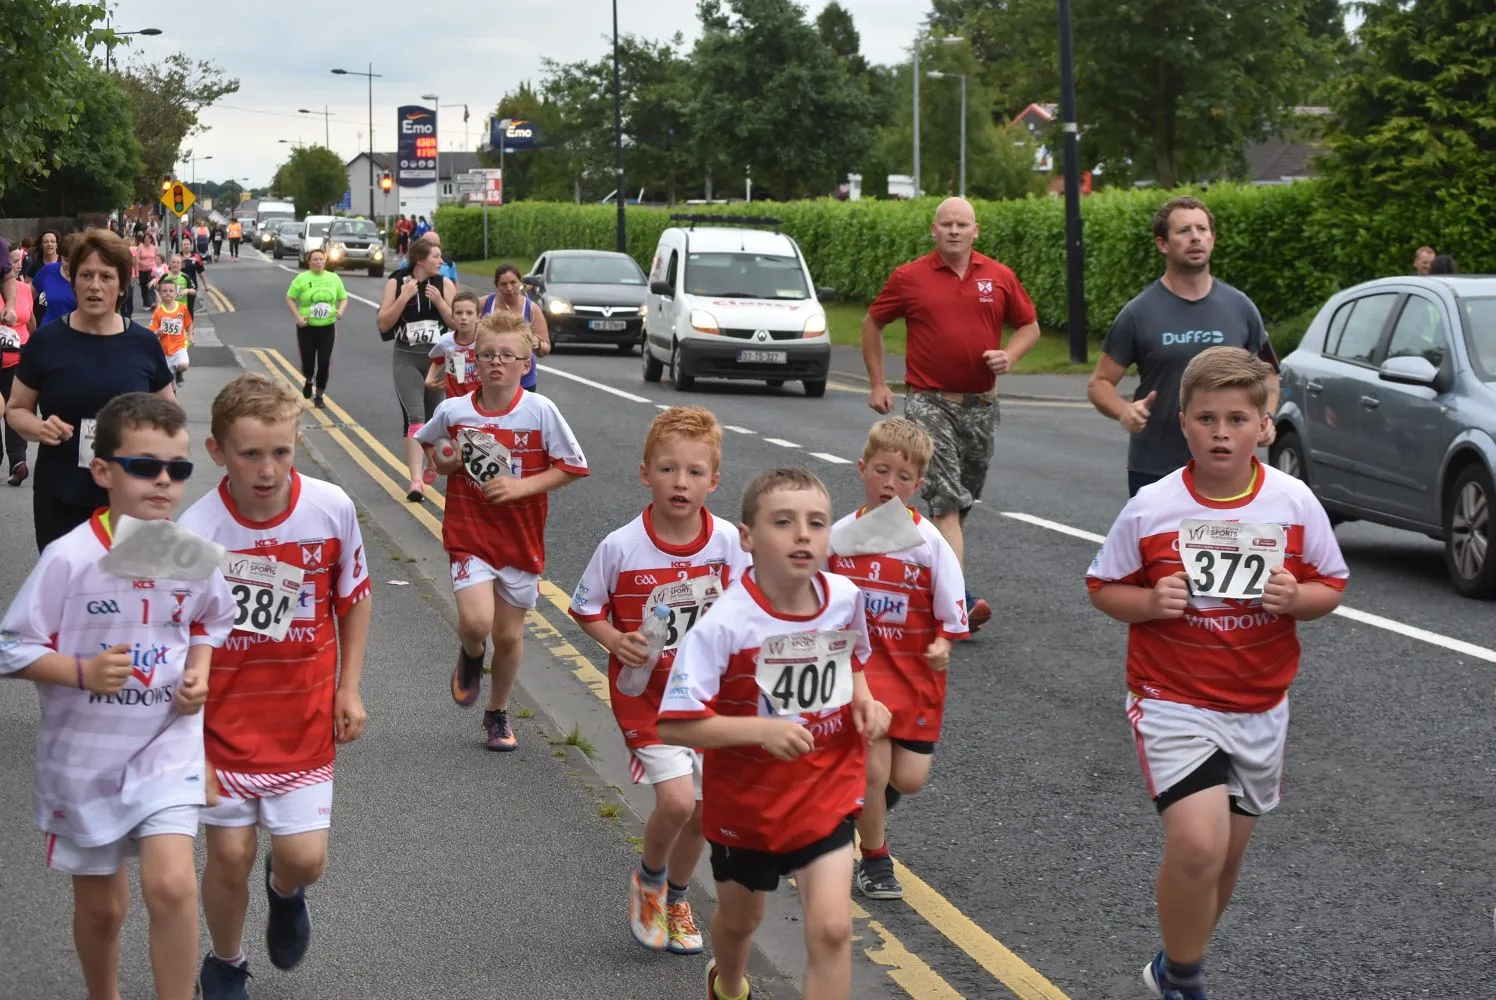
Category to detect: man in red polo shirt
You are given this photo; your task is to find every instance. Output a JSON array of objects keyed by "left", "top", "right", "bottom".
[{"left": 860, "top": 197, "right": 1040, "bottom": 631}]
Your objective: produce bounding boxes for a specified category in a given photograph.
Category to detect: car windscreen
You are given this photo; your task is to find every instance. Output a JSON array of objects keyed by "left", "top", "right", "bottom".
[
  {"left": 331, "top": 221, "right": 377, "bottom": 238},
  {"left": 683, "top": 252, "right": 808, "bottom": 299},
  {"left": 1461, "top": 296, "right": 1496, "bottom": 380},
  {"left": 308, "top": 222, "right": 332, "bottom": 237},
  {"left": 548, "top": 256, "right": 644, "bottom": 285}
]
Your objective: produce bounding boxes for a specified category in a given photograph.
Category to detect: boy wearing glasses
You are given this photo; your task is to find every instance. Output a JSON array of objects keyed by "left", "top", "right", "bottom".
[
  {"left": 177, "top": 373, "right": 372, "bottom": 1000},
  {"left": 417, "top": 310, "right": 588, "bottom": 751},
  {"left": 0, "top": 392, "right": 235, "bottom": 1000}
]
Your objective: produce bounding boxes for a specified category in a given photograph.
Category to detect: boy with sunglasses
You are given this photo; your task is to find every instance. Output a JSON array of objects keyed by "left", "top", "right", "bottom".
[
  {"left": 177, "top": 373, "right": 372, "bottom": 1000},
  {"left": 0, "top": 392, "right": 236, "bottom": 1000}
]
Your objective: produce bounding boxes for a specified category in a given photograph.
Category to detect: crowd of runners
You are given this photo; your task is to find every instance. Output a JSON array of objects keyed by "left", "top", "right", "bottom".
[{"left": 0, "top": 195, "right": 1348, "bottom": 1000}]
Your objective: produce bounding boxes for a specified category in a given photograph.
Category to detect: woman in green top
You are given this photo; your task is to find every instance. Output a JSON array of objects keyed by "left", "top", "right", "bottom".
[{"left": 284, "top": 247, "right": 348, "bottom": 408}]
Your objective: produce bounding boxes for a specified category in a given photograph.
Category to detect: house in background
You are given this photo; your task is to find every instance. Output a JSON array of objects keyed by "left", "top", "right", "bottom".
[{"left": 345, "top": 151, "right": 489, "bottom": 219}]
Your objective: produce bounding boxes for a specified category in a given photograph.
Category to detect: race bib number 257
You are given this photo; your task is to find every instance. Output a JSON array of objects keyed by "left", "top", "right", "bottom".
[{"left": 1177, "top": 519, "right": 1286, "bottom": 600}]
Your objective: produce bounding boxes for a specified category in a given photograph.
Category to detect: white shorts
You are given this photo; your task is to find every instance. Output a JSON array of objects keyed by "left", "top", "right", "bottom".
[
  {"left": 1126, "top": 694, "right": 1289, "bottom": 816},
  {"left": 166, "top": 349, "right": 190, "bottom": 371},
  {"left": 45, "top": 805, "right": 199, "bottom": 876},
  {"left": 201, "top": 780, "right": 334, "bottom": 836},
  {"left": 629, "top": 745, "right": 703, "bottom": 800},
  {"left": 450, "top": 554, "right": 538, "bottom": 608}
]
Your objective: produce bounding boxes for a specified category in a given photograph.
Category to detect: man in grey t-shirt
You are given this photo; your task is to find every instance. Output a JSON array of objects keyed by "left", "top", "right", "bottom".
[{"left": 1087, "top": 196, "right": 1279, "bottom": 495}]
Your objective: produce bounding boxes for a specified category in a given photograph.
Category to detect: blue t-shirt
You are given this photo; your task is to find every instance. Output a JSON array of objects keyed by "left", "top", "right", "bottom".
[
  {"left": 32, "top": 262, "right": 77, "bottom": 327},
  {"left": 15, "top": 317, "right": 173, "bottom": 506}
]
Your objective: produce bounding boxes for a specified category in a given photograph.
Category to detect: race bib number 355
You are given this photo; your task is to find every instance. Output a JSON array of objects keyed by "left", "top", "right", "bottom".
[
  {"left": 645, "top": 576, "right": 722, "bottom": 651},
  {"left": 755, "top": 630, "right": 858, "bottom": 717},
  {"left": 221, "top": 554, "right": 306, "bottom": 640},
  {"left": 1178, "top": 519, "right": 1286, "bottom": 600}
]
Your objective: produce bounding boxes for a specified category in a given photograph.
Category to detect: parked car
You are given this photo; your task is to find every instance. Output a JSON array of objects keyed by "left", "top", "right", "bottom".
[
  {"left": 324, "top": 218, "right": 386, "bottom": 278},
  {"left": 299, "top": 215, "right": 337, "bottom": 268},
  {"left": 520, "top": 251, "right": 647, "bottom": 353},
  {"left": 270, "top": 220, "right": 303, "bottom": 259},
  {"left": 641, "top": 215, "right": 834, "bottom": 396},
  {"left": 1272, "top": 275, "right": 1496, "bottom": 597}
]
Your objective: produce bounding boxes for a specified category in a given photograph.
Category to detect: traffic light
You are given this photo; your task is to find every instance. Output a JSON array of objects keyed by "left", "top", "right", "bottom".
[
  {"left": 171, "top": 184, "right": 186, "bottom": 215},
  {"left": 161, "top": 175, "right": 172, "bottom": 193},
  {"left": 379, "top": 172, "right": 393, "bottom": 193}
]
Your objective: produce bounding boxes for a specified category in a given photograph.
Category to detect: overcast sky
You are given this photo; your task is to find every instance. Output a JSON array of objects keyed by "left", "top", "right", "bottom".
[{"left": 110, "top": 0, "right": 927, "bottom": 190}]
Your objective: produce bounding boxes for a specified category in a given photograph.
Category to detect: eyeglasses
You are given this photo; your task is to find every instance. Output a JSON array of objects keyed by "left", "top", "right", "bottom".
[
  {"left": 476, "top": 351, "right": 525, "bottom": 365},
  {"left": 105, "top": 456, "right": 194, "bottom": 481}
]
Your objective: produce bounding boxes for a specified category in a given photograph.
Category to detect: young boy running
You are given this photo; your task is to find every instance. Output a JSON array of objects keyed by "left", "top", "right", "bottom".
[
  {"left": 827, "top": 419, "right": 968, "bottom": 901},
  {"left": 1086, "top": 347, "right": 1347, "bottom": 1000},
  {"left": 425, "top": 288, "right": 483, "bottom": 399},
  {"left": 417, "top": 310, "right": 588, "bottom": 750},
  {"left": 569, "top": 406, "right": 751, "bottom": 955},
  {"left": 151, "top": 280, "right": 194, "bottom": 387},
  {"left": 659, "top": 468, "right": 891, "bottom": 1000},
  {"left": 178, "top": 374, "right": 372, "bottom": 1000},
  {"left": 0, "top": 392, "right": 235, "bottom": 1000}
]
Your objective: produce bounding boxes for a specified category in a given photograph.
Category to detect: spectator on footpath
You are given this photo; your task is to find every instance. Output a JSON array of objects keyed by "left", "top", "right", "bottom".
[
  {"left": 1430, "top": 254, "right": 1458, "bottom": 275},
  {"left": 1087, "top": 196, "right": 1280, "bottom": 497},
  {"left": 1413, "top": 246, "right": 1436, "bottom": 276},
  {"left": 860, "top": 196, "right": 1041, "bottom": 632}
]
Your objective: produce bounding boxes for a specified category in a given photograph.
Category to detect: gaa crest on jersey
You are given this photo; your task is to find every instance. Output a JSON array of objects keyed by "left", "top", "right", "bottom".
[
  {"left": 299, "top": 542, "right": 324, "bottom": 568},
  {"left": 170, "top": 589, "right": 191, "bottom": 625}
]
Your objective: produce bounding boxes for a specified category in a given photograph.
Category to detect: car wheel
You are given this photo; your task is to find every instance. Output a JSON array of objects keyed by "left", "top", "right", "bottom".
[
  {"left": 616, "top": 341, "right": 636, "bottom": 355},
  {"left": 1270, "top": 428, "right": 1306, "bottom": 482},
  {"left": 671, "top": 342, "right": 695, "bottom": 392},
  {"left": 642, "top": 337, "right": 663, "bottom": 382},
  {"left": 1444, "top": 462, "right": 1495, "bottom": 598},
  {"left": 766, "top": 380, "right": 785, "bottom": 388},
  {"left": 803, "top": 379, "right": 827, "bottom": 398},
  {"left": 272, "top": 248, "right": 281, "bottom": 259}
]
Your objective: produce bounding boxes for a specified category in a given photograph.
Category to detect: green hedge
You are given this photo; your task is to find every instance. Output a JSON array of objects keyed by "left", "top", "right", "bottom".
[{"left": 435, "top": 184, "right": 1483, "bottom": 338}]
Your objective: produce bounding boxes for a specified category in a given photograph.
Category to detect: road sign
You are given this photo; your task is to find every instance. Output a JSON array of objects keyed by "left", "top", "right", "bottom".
[
  {"left": 160, "top": 183, "right": 196, "bottom": 216},
  {"left": 337, "top": 190, "right": 352, "bottom": 210},
  {"left": 456, "top": 170, "right": 487, "bottom": 184}
]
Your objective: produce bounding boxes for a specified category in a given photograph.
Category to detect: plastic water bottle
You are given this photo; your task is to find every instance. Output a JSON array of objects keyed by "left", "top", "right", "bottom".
[{"left": 619, "top": 604, "right": 671, "bottom": 697}]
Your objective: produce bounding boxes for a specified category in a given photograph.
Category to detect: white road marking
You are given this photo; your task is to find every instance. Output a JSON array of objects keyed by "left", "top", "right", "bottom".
[
  {"left": 763, "top": 438, "right": 801, "bottom": 449},
  {"left": 724, "top": 425, "right": 754, "bottom": 435},
  {"left": 999, "top": 509, "right": 1496, "bottom": 664},
  {"left": 536, "top": 364, "right": 654, "bottom": 404},
  {"left": 655, "top": 403, "right": 671, "bottom": 410},
  {"left": 810, "top": 452, "right": 853, "bottom": 465}
]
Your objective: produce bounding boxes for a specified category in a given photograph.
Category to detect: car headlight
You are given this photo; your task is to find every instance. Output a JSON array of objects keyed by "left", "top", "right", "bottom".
[
  {"left": 802, "top": 313, "right": 827, "bottom": 337},
  {"left": 372, "top": 248, "right": 384, "bottom": 260},
  {"left": 548, "top": 298, "right": 573, "bottom": 316},
  {"left": 328, "top": 243, "right": 345, "bottom": 257},
  {"left": 689, "top": 309, "right": 719, "bottom": 334},
  {"left": 637, "top": 303, "right": 648, "bottom": 318}
]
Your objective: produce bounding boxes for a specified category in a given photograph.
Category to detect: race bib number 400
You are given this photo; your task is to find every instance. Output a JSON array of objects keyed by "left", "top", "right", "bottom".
[
  {"left": 1177, "top": 519, "right": 1287, "bottom": 600},
  {"left": 221, "top": 554, "right": 306, "bottom": 640},
  {"left": 403, "top": 319, "right": 440, "bottom": 345},
  {"left": 645, "top": 576, "right": 722, "bottom": 651},
  {"left": 458, "top": 428, "right": 516, "bottom": 483},
  {"left": 755, "top": 630, "right": 858, "bottom": 717}
]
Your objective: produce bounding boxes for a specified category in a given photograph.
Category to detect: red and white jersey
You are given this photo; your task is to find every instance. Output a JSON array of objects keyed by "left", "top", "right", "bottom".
[
  {"left": 569, "top": 506, "right": 751, "bottom": 749},
  {"left": 1085, "top": 460, "right": 1348, "bottom": 713},
  {"left": 0, "top": 512, "right": 235, "bottom": 847},
  {"left": 178, "top": 471, "right": 371, "bottom": 788},
  {"left": 428, "top": 332, "right": 481, "bottom": 398},
  {"left": 827, "top": 506, "right": 968, "bottom": 742},
  {"left": 659, "top": 571, "right": 871, "bottom": 854},
  {"left": 414, "top": 387, "right": 588, "bottom": 575}
]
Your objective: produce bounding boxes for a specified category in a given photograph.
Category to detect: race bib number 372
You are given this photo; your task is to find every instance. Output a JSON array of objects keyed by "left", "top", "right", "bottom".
[
  {"left": 645, "top": 576, "right": 722, "bottom": 651},
  {"left": 755, "top": 630, "right": 858, "bottom": 717},
  {"left": 1177, "top": 519, "right": 1286, "bottom": 600}
]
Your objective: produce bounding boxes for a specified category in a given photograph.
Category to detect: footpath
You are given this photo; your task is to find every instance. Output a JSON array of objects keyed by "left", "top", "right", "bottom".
[{"left": 0, "top": 313, "right": 897, "bottom": 999}]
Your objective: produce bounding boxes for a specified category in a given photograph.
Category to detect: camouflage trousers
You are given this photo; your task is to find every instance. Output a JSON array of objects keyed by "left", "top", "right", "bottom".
[{"left": 904, "top": 391, "right": 999, "bottom": 518}]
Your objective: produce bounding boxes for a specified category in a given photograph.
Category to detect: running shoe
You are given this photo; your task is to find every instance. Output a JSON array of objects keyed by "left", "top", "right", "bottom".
[
  {"left": 302, "top": 379, "right": 313, "bottom": 399},
  {"left": 422, "top": 463, "right": 438, "bottom": 485},
  {"left": 451, "top": 648, "right": 483, "bottom": 707},
  {"left": 967, "top": 597, "right": 992, "bottom": 633},
  {"left": 855, "top": 856, "right": 904, "bottom": 900},
  {"left": 406, "top": 483, "right": 425, "bottom": 503},
  {"left": 313, "top": 393, "right": 326, "bottom": 410},
  {"left": 264, "top": 854, "right": 311, "bottom": 971},
  {"left": 629, "top": 870, "right": 669, "bottom": 950},
  {"left": 483, "top": 708, "right": 517, "bottom": 751},
  {"left": 706, "top": 958, "right": 753, "bottom": 1000},
  {"left": 667, "top": 899, "right": 704, "bottom": 954},
  {"left": 7, "top": 462, "right": 27, "bottom": 487},
  {"left": 198, "top": 954, "right": 251, "bottom": 1000},
  {"left": 1143, "top": 951, "right": 1206, "bottom": 1000}
]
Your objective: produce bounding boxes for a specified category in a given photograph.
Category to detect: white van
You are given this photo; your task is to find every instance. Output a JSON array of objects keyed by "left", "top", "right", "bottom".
[
  {"left": 299, "top": 215, "right": 337, "bottom": 269},
  {"left": 641, "top": 217, "right": 834, "bottom": 397}
]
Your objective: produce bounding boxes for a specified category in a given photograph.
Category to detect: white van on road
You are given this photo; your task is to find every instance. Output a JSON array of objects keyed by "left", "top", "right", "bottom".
[{"left": 642, "top": 216, "right": 834, "bottom": 397}]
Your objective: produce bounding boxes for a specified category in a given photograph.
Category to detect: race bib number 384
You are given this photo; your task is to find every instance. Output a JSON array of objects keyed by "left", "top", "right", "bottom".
[
  {"left": 221, "top": 554, "right": 306, "bottom": 640},
  {"left": 1178, "top": 519, "right": 1286, "bottom": 600},
  {"left": 755, "top": 630, "right": 858, "bottom": 717}
]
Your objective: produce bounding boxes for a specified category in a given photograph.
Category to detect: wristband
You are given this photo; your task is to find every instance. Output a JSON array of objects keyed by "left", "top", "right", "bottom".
[{"left": 75, "top": 654, "right": 85, "bottom": 690}]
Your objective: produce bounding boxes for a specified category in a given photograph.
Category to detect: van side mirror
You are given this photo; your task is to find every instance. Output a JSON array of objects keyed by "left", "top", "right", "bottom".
[{"left": 650, "top": 280, "right": 674, "bottom": 297}]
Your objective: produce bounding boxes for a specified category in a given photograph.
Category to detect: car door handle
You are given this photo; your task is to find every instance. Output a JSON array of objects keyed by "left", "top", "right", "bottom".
[
  {"left": 1360, "top": 395, "right": 1380, "bottom": 409},
  {"left": 1305, "top": 379, "right": 1323, "bottom": 396}
]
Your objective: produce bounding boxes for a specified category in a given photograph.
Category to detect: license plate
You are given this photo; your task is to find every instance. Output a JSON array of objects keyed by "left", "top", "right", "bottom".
[
  {"left": 588, "top": 320, "right": 627, "bottom": 331},
  {"left": 737, "top": 350, "right": 787, "bottom": 364}
]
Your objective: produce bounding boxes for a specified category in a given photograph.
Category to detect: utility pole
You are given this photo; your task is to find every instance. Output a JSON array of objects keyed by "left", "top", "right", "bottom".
[{"left": 1058, "top": 0, "right": 1088, "bottom": 363}]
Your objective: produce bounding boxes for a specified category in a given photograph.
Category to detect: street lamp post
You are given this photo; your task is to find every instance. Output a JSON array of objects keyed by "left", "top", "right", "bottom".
[
  {"left": 298, "top": 106, "right": 334, "bottom": 147},
  {"left": 332, "top": 65, "right": 381, "bottom": 223},
  {"left": 925, "top": 71, "right": 967, "bottom": 198},
  {"left": 612, "top": 0, "right": 626, "bottom": 253},
  {"left": 1058, "top": 0, "right": 1088, "bottom": 363},
  {"left": 421, "top": 93, "right": 442, "bottom": 207},
  {"left": 911, "top": 33, "right": 962, "bottom": 198},
  {"left": 101, "top": 11, "right": 161, "bottom": 74}
]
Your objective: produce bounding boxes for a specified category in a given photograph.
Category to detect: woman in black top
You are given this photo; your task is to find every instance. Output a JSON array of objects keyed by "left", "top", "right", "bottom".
[
  {"left": 25, "top": 229, "right": 61, "bottom": 281},
  {"left": 5, "top": 229, "right": 175, "bottom": 551}
]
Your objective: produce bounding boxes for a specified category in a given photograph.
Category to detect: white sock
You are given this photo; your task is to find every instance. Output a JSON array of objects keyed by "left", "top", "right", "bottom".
[{"left": 213, "top": 951, "right": 246, "bottom": 968}]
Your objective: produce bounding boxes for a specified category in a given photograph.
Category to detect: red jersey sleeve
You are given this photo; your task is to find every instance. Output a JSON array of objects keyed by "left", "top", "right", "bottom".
[
  {"left": 867, "top": 264, "right": 909, "bottom": 326},
  {"left": 1000, "top": 268, "right": 1038, "bottom": 328}
]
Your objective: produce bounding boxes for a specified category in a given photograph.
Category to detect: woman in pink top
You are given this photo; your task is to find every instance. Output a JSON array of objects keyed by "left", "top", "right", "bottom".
[
  {"left": 1, "top": 245, "right": 33, "bottom": 484},
  {"left": 136, "top": 235, "right": 160, "bottom": 309}
]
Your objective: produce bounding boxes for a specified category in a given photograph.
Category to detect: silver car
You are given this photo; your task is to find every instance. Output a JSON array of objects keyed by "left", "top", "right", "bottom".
[{"left": 1272, "top": 276, "right": 1496, "bottom": 597}]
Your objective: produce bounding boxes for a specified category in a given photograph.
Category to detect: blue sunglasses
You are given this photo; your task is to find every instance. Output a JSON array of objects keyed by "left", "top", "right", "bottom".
[{"left": 105, "top": 455, "right": 195, "bottom": 482}]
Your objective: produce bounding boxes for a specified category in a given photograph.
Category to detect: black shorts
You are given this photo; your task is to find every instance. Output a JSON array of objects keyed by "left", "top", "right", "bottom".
[
  {"left": 892, "top": 738, "right": 936, "bottom": 755},
  {"left": 1152, "top": 749, "right": 1260, "bottom": 817},
  {"left": 709, "top": 815, "right": 856, "bottom": 893}
]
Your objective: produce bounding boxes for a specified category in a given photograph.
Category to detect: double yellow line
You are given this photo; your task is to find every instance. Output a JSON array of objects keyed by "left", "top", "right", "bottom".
[
  {"left": 204, "top": 284, "right": 234, "bottom": 312},
  {"left": 244, "top": 344, "right": 1073, "bottom": 1000}
]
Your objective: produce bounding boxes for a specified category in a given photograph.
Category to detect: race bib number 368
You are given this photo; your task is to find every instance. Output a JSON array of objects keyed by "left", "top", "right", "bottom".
[
  {"left": 1178, "top": 519, "right": 1286, "bottom": 600},
  {"left": 755, "top": 630, "right": 858, "bottom": 717},
  {"left": 458, "top": 428, "right": 516, "bottom": 483}
]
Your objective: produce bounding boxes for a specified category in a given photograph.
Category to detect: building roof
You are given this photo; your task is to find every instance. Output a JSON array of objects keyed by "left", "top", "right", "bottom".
[{"left": 347, "top": 150, "right": 487, "bottom": 180}]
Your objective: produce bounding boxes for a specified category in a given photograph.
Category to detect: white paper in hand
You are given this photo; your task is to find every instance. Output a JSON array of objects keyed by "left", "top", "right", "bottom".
[
  {"left": 100, "top": 516, "right": 226, "bottom": 581},
  {"left": 829, "top": 498, "right": 923, "bottom": 557}
]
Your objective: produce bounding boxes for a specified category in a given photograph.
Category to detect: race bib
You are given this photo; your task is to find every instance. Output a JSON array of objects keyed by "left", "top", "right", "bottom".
[
  {"left": 645, "top": 576, "right": 722, "bottom": 651},
  {"left": 160, "top": 316, "right": 183, "bottom": 335},
  {"left": 755, "top": 629, "right": 858, "bottom": 717},
  {"left": 403, "top": 318, "right": 440, "bottom": 345},
  {"left": 100, "top": 517, "right": 226, "bottom": 582},
  {"left": 221, "top": 554, "right": 306, "bottom": 640},
  {"left": 445, "top": 350, "right": 476, "bottom": 382},
  {"left": 0, "top": 329, "right": 20, "bottom": 350},
  {"left": 1178, "top": 519, "right": 1287, "bottom": 600},
  {"left": 829, "top": 498, "right": 923, "bottom": 557},
  {"left": 76, "top": 418, "right": 97, "bottom": 468},
  {"left": 458, "top": 428, "right": 516, "bottom": 483},
  {"left": 309, "top": 302, "right": 334, "bottom": 320}
]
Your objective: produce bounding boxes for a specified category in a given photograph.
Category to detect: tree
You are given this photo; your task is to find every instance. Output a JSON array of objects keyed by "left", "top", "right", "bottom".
[
  {"left": 275, "top": 147, "right": 348, "bottom": 216},
  {"left": 0, "top": 1, "right": 108, "bottom": 198},
  {"left": 116, "top": 52, "right": 238, "bottom": 203},
  {"left": 816, "top": 2, "right": 867, "bottom": 74}
]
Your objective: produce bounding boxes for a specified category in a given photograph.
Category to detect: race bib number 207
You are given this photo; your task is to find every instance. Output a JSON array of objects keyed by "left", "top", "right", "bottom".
[
  {"left": 1177, "top": 519, "right": 1286, "bottom": 600},
  {"left": 755, "top": 630, "right": 858, "bottom": 717}
]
